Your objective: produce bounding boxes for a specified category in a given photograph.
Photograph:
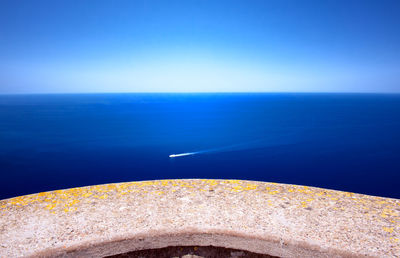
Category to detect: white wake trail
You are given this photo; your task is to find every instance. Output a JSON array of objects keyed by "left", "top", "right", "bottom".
[
  {"left": 168, "top": 131, "right": 303, "bottom": 159},
  {"left": 169, "top": 152, "right": 197, "bottom": 158}
]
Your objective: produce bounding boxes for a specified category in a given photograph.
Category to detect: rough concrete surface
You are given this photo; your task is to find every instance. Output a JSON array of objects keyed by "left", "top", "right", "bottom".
[{"left": 0, "top": 179, "right": 399, "bottom": 257}]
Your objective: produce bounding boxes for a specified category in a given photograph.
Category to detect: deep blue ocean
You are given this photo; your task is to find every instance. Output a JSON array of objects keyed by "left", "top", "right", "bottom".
[{"left": 0, "top": 93, "right": 399, "bottom": 199}]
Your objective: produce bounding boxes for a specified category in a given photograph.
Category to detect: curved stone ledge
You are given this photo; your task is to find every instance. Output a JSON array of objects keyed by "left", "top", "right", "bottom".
[{"left": 0, "top": 179, "right": 399, "bottom": 257}]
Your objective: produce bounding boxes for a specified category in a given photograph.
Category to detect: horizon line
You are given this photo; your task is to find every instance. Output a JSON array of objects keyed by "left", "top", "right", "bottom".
[{"left": 1, "top": 91, "right": 400, "bottom": 96}]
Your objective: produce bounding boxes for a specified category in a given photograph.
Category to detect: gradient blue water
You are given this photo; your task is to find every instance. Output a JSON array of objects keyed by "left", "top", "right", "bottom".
[{"left": 0, "top": 93, "right": 399, "bottom": 199}]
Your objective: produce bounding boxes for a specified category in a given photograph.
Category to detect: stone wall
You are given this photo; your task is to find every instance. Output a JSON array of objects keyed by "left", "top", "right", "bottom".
[{"left": 0, "top": 179, "right": 399, "bottom": 257}]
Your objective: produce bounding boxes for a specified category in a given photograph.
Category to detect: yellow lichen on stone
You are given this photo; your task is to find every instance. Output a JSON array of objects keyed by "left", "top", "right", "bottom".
[
  {"left": 232, "top": 186, "right": 244, "bottom": 192},
  {"left": 300, "top": 201, "right": 308, "bottom": 208},
  {"left": 81, "top": 192, "right": 93, "bottom": 198},
  {"left": 383, "top": 227, "right": 394, "bottom": 233},
  {"left": 244, "top": 183, "right": 257, "bottom": 190},
  {"left": 154, "top": 191, "right": 164, "bottom": 195},
  {"left": 205, "top": 179, "right": 218, "bottom": 186},
  {"left": 45, "top": 203, "right": 56, "bottom": 210}
]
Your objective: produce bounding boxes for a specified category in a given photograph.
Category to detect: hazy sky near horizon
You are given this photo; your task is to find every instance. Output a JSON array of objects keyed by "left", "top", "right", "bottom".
[{"left": 1, "top": 0, "right": 400, "bottom": 93}]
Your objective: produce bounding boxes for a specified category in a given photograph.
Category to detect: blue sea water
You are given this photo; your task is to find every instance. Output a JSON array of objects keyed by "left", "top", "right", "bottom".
[{"left": 0, "top": 93, "right": 399, "bottom": 199}]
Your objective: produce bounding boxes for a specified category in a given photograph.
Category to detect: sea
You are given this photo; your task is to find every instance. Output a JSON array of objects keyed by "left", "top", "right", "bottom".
[{"left": 0, "top": 93, "right": 399, "bottom": 199}]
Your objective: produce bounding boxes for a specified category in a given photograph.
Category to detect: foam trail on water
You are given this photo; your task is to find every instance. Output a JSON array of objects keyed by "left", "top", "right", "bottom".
[
  {"left": 169, "top": 139, "right": 269, "bottom": 158},
  {"left": 169, "top": 152, "right": 197, "bottom": 158},
  {"left": 168, "top": 131, "right": 303, "bottom": 158}
]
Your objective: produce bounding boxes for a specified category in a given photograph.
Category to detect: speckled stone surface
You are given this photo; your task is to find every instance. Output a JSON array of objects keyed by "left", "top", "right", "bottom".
[{"left": 0, "top": 179, "right": 399, "bottom": 257}]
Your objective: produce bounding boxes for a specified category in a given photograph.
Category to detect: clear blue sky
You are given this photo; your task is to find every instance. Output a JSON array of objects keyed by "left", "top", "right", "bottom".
[{"left": 1, "top": 0, "right": 400, "bottom": 93}]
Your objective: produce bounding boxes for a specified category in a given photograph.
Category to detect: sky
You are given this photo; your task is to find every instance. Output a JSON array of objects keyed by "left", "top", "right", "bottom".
[{"left": 0, "top": 0, "right": 400, "bottom": 93}]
